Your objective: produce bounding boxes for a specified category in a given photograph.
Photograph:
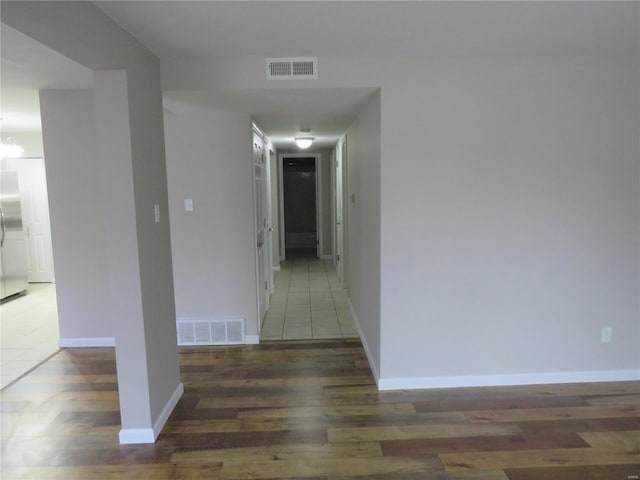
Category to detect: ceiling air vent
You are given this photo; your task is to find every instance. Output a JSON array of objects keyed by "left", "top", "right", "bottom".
[{"left": 266, "top": 57, "right": 317, "bottom": 80}]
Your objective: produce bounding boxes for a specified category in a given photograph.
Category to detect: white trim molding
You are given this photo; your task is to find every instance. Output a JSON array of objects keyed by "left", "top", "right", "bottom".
[
  {"left": 118, "top": 428, "right": 155, "bottom": 445},
  {"left": 377, "top": 369, "right": 640, "bottom": 391},
  {"left": 58, "top": 337, "right": 115, "bottom": 348},
  {"left": 246, "top": 335, "right": 260, "bottom": 344},
  {"left": 152, "top": 382, "right": 184, "bottom": 439},
  {"left": 119, "top": 382, "right": 184, "bottom": 445},
  {"left": 349, "top": 300, "right": 380, "bottom": 385}
]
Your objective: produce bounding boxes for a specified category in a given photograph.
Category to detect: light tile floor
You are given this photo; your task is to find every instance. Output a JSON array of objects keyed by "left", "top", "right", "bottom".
[
  {"left": 261, "top": 249, "right": 359, "bottom": 340},
  {"left": 0, "top": 283, "right": 59, "bottom": 389}
]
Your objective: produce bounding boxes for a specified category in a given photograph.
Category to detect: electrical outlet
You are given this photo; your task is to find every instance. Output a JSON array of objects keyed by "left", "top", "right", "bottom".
[
  {"left": 184, "top": 198, "right": 193, "bottom": 212},
  {"left": 601, "top": 327, "right": 612, "bottom": 343}
]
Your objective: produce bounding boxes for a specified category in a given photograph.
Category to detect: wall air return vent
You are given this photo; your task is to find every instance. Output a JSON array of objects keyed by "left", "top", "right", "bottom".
[
  {"left": 266, "top": 57, "right": 318, "bottom": 80},
  {"left": 177, "top": 318, "right": 245, "bottom": 346}
]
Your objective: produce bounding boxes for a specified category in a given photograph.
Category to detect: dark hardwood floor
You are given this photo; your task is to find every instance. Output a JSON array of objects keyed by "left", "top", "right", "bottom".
[{"left": 1, "top": 339, "right": 638, "bottom": 479}]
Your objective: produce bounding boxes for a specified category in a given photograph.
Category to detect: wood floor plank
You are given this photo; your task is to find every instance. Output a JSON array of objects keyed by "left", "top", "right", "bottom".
[
  {"left": 465, "top": 405, "right": 640, "bottom": 423},
  {"left": 170, "top": 441, "right": 383, "bottom": 464},
  {"left": 282, "top": 412, "right": 469, "bottom": 431},
  {"left": 380, "top": 431, "right": 589, "bottom": 456},
  {"left": 1, "top": 390, "right": 119, "bottom": 402},
  {"left": 1, "top": 464, "right": 223, "bottom": 480},
  {"left": 180, "top": 377, "right": 284, "bottom": 389},
  {"left": 161, "top": 418, "right": 283, "bottom": 433},
  {"left": 523, "top": 382, "right": 640, "bottom": 397},
  {"left": 328, "top": 423, "right": 522, "bottom": 443},
  {"left": 578, "top": 430, "right": 640, "bottom": 448},
  {"left": 503, "top": 464, "right": 640, "bottom": 480},
  {"left": 18, "top": 399, "right": 120, "bottom": 413},
  {"left": 168, "top": 406, "right": 239, "bottom": 421},
  {"left": 322, "top": 384, "right": 380, "bottom": 395},
  {"left": 518, "top": 417, "right": 640, "bottom": 435},
  {"left": 1, "top": 420, "right": 94, "bottom": 437},
  {"left": 413, "top": 395, "right": 590, "bottom": 413},
  {"left": 439, "top": 447, "right": 640, "bottom": 471},
  {"left": 197, "top": 392, "right": 396, "bottom": 409},
  {"left": 585, "top": 394, "right": 640, "bottom": 406},
  {"left": 237, "top": 402, "right": 416, "bottom": 419},
  {"left": 326, "top": 472, "right": 508, "bottom": 480},
  {"left": 4, "top": 380, "right": 119, "bottom": 392},
  {"left": 158, "top": 428, "right": 328, "bottom": 450},
  {"left": 245, "top": 366, "right": 373, "bottom": 380},
  {"left": 283, "top": 375, "right": 376, "bottom": 388},
  {"left": 219, "top": 456, "right": 443, "bottom": 479}
]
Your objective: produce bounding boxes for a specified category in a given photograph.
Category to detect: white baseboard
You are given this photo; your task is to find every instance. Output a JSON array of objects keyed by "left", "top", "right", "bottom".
[
  {"left": 273, "top": 265, "right": 281, "bottom": 272},
  {"left": 320, "top": 254, "right": 332, "bottom": 260},
  {"left": 246, "top": 335, "right": 260, "bottom": 344},
  {"left": 152, "top": 382, "right": 184, "bottom": 439},
  {"left": 377, "top": 369, "right": 640, "bottom": 391},
  {"left": 118, "top": 428, "right": 155, "bottom": 445},
  {"left": 119, "top": 382, "right": 184, "bottom": 445},
  {"left": 348, "top": 300, "right": 380, "bottom": 385},
  {"left": 58, "top": 337, "right": 115, "bottom": 348}
]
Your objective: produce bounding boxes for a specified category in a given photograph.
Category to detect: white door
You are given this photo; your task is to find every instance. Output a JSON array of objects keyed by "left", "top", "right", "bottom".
[
  {"left": 5, "top": 157, "right": 55, "bottom": 283},
  {"left": 335, "top": 139, "right": 346, "bottom": 285},
  {"left": 253, "top": 131, "right": 269, "bottom": 325},
  {"left": 265, "top": 149, "right": 276, "bottom": 294}
]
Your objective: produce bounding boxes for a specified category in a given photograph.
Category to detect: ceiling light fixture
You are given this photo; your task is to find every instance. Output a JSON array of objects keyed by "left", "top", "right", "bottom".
[
  {"left": 294, "top": 137, "right": 314, "bottom": 149},
  {"left": 0, "top": 137, "right": 25, "bottom": 159}
]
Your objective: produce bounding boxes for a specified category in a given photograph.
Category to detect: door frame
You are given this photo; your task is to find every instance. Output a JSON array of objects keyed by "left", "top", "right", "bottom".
[
  {"left": 252, "top": 124, "right": 272, "bottom": 328},
  {"left": 341, "top": 136, "right": 348, "bottom": 289},
  {"left": 278, "top": 152, "right": 322, "bottom": 261},
  {"left": 332, "top": 135, "right": 348, "bottom": 289}
]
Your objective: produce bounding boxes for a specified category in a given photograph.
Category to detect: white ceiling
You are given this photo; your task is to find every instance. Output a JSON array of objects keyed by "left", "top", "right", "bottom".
[
  {"left": 164, "top": 87, "right": 377, "bottom": 149},
  {"left": 1, "top": 24, "right": 93, "bottom": 132},
  {"left": 95, "top": 1, "right": 639, "bottom": 58},
  {"left": 2, "top": 1, "right": 638, "bottom": 146}
]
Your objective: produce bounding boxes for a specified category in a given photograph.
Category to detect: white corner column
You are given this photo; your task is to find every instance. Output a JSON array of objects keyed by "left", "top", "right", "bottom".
[{"left": 93, "top": 70, "right": 182, "bottom": 444}]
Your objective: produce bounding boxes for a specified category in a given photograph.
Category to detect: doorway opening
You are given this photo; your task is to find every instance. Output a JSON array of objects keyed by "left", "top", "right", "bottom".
[
  {"left": 1, "top": 155, "right": 59, "bottom": 389},
  {"left": 279, "top": 154, "right": 321, "bottom": 260}
]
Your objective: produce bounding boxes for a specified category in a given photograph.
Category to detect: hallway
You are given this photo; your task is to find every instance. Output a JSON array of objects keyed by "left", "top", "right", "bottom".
[{"left": 261, "top": 250, "right": 358, "bottom": 340}]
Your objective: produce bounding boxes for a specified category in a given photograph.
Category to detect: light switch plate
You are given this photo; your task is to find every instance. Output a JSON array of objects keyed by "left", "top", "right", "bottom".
[
  {"left": 184, "top": 198, "right": 194, "bottom": 212},
  {"left": 154, "top": 204, "right": 160, "bottom": 223}
]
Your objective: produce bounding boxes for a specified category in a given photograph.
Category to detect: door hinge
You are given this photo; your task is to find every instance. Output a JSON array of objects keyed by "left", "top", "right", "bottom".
[
  {"left": 337, "top": 254, "right": 340, "bottom": 261},
  {"left": 265, "top": 281, "right": 268, "bottom": 291}
]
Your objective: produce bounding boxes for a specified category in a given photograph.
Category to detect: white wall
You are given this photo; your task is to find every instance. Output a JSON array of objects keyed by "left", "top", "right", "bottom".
[
  {"left": 162, "top": 52, "right": 639, "bottom": 387},
  {"left": 39, "top": 89, "right": 111, "bottom": 342},
  {"left": 345, "top": 91, "right": 382, "bottom": 378},
  {"left": 379, "top": 57, "right": 640, "bottom": 386},
  {"left": 163, "top": 98, "right": 259, "bottom": 337}
]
